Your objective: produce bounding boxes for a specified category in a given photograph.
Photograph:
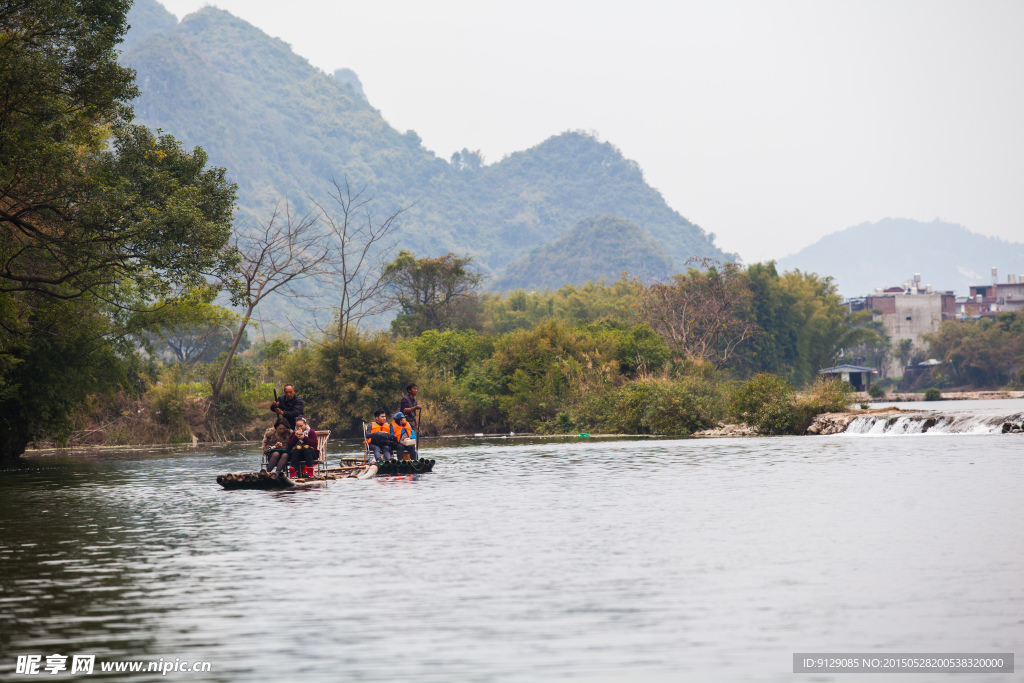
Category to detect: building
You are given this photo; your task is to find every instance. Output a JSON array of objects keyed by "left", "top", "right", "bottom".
[
  {"left": 967, "top": 269, "right": 1024, "bottom": 314},
  {"left": 819, "top": 365, "right": 877, "bottom": 392},
  {"left": 862, "top": 274, "right": 955, "bottom": 377}
]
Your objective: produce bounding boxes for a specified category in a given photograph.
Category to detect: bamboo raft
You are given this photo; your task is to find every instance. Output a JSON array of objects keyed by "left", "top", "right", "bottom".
[
  {"left": 217, "top": 459, "right": 437, "bottom": 490},
  {"left": 216, "top": 428, "right": 437, "bottom": 490}
]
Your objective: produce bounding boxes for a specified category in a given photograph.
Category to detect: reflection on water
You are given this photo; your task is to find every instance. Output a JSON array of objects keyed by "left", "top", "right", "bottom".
[{"left": 1, "top": 432, "right": 1022, "bottom": 681}]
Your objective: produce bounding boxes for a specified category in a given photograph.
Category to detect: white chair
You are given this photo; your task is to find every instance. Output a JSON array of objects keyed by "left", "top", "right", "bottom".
[{"left": 312, "top": 429, "right": 330, "bottom": 477}]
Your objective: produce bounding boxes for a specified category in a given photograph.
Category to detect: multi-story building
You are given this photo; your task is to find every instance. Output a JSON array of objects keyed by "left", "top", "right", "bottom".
[
  {"left": 967, "top": 269, "right": 1024, "bottom": 314},
  {"left": 862, "top": 274, "right": 956, "bottom": 376}
]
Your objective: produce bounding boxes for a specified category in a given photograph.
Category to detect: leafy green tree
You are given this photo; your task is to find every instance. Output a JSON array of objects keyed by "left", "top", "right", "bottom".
[
  {"left": 385, "top": 251, "right": 485, "bottom": 335},
  {"left": 404, "top": 329, "right": 494, "bottom": 379},
  {"left": 925, "top": 313, "right": 1024, "bottom": 388},
  {"left": 893, "top": 338, "right": 914, "bottom": 374},
  {"left": 740, "top": 263, "right": 881, "bottom": 384},
  {"left": 489, "top": 320, "right": 619, "bottom": 429},
  {"left": 0, "top": 0, "right": 237, "bottom": 460},
  {"left": 835, "top": 310, "right": 890, "bottom": 376}
]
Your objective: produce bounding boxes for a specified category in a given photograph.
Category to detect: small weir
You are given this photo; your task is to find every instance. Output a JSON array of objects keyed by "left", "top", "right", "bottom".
[{"left": 844, "top": 411, "right": 1024, "bottom": 436}]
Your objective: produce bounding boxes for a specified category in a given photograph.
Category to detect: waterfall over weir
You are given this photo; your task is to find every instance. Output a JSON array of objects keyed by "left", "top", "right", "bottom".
[{"left": 843, "top": 411, "right": 1024, "bottom": 436}]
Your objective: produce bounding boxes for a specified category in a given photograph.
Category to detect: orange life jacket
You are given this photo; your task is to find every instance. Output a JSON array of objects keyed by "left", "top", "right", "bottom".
[
  {"left": 390, "top": 421, "right": 413, "bottom": 441},
  {"left": 365, "top": 420, "right": 389, "bottom": 445}
]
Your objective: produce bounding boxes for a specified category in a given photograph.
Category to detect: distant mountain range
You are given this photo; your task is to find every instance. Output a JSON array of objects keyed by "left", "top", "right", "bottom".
[
  {"left": 121, "top": 0, "right": 730, "bottom": 292},
  {"left": 777, "top": 218, "right": 1024, "bottom": 298}
]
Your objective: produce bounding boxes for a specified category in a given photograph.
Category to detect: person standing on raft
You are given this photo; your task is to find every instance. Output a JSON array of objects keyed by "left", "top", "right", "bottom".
[
  {"left": 270, "top": 384, "right": 304, "bottom": 429},
  {"left": 286, "top": 416, "right": 318, "bottom": 476},
  {"left": 399, "top": 383, "right": 422, "bottom": 432}
]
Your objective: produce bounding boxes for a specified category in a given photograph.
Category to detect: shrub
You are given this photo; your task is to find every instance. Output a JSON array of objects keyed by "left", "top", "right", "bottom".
[
  {"left": 615, "top": 324, "right": 671, "bottom": 375},
  {"left": 646, "top": 376, "right": 725, "bottom": 435},
  {"left": 733, "top": 374, "right": 794, "bottom": 421},
  {"left": 924, "top": 387, "right": 942, "bottom": 401},
  {"left": 146, "top": 369, "right": 191, "bottom": 428},
  {"left": 538, "top": 412, "right": 577, "bottom": 434},
  {"left": 786, "top": 376, "right": 855, "bottom": 434},
  {"left": 868, "top": 384, "right": 884, "bottom": 398},
  {"left": 581, "top": 376, "right": 725, "bottom": 435},
  {"left": 730, "top": 373, "right": 850, "bottom": 436},
  {"left": 799, "top": 376, "right": 854, "bottom": 414}
]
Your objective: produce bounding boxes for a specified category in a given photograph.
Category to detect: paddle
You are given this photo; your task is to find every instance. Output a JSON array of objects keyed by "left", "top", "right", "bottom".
[{"left": 419, "top": 405, "right": 426, "bottom": 454}]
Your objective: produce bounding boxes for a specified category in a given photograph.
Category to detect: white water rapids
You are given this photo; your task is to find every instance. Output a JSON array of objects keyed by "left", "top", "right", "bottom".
[{"left": 841, "top": 398, "right": 1024, "bottom": 436}]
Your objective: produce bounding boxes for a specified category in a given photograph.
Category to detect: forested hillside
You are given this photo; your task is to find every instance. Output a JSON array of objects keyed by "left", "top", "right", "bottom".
[
  {"left": 495, "top": 215, "right": 675, "bottom": 290},
  {"left": 121, "top": 0, "right": 730, "bottom": 284}
]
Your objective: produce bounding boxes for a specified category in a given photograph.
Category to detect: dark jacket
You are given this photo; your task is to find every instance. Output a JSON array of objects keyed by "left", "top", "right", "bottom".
[
  {"left": 286, "top": 429, "right": 318, "bottom": 450},
  {"left": 400, "top": 394, "right": 418, "bottom": 426},
  {"left": 271, "top": 393, "right": 304, "bottom": 428}
]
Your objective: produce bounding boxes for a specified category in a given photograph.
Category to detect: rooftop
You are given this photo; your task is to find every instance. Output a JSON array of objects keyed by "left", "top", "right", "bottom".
[{"left": 820, "top": 365, "right": 878, "bottom": 374}]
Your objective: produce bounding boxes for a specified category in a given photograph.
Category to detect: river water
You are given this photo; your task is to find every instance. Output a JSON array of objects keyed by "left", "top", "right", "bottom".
[{"left": 2, "top": 400, "right": 1022, "bottom": 682}]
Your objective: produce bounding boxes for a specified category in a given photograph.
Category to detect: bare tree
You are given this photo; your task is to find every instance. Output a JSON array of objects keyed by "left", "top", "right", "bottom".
[
  {"left": 211, "top": 206, "right": 329, "bottom": 404},
  {"left": 312, "top": 179, "right": 406, "bottom": 351},
  {"left": 639, "top": 257, "right": 756, "bottom": 368}
]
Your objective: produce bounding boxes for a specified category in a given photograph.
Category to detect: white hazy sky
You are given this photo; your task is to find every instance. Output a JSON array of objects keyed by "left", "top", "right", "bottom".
[{"left": 158, "top": 0, "right": 1023, "bottom": 262}]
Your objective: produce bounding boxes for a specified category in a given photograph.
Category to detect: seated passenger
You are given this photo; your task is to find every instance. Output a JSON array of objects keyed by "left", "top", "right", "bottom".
[
  {"left": 390, "top": 412, "right": 418, "bottom": 461},
  {"left": 263, "top": 418, "right": 293, "bottom": 472},
  {"left": 364, "top": 409, "right": 393, "bottom": 464},
  {"left": 286, "top": 417, "right": 319, "bottom": 477}
]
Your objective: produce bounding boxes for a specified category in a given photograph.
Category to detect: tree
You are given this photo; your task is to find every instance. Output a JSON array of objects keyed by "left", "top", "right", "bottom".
[
  {"left": 210, "top": 207, "right": 328, "bottom": 405},
  {"left": 385, "top": 251, "right": 485, "bottom": 335},
  {"left": 0, "top": 1, "right": 238, "bottom": 460},
  {"left": 1, "top": 0, "right": 236, "bottom": 306},
  {"left": 894, "top": 338, "right": 914, "bottom": 373},
  {"left": 925, "top": 313, "right": 1024, "bottom": 388},
  {"left": 834, "top": 310, "right": 890, "bottom": 376},
  {"left": 639, "top": 258, "right": 755, "bottom": 369},
  {"left": 740, "top": 263, "right": 881, "bottom": 384},
  {"left": 313, "top": 179, "right": 405, "bottom": 351}
]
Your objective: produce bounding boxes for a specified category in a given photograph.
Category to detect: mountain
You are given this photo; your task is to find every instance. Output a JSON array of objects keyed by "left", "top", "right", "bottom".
[
  {"left": 777, "top": 218, "right": 1024, "bottom": 297},
  {"left": 119, "top": 1, "right": 730, "bottom": 286},
  {"left": 495, "top": 215, "right": 674, "bottom": 290},
  {"left": 122, "top": 0, "right": 177, "bottom": 49}
]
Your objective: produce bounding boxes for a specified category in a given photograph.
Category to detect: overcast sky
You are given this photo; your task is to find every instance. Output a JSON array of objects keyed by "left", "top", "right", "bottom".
[{"left": 158, "top": 0, "right": 1023, "bottom": 262}]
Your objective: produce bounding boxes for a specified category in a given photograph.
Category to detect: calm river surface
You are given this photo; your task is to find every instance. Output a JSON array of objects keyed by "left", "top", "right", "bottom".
[{"left": 2, "top": 413, "right": 1022, "bottom": 681}]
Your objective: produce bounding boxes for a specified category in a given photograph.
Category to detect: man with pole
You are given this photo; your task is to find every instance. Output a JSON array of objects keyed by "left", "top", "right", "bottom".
[{"left": 270, "top": 384, "right": 304, "bottom": 429}]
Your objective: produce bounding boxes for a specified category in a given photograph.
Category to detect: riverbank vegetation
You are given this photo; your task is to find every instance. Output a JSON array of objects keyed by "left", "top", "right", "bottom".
[{"left": 49, "top": 263, "right": 860, "bottom": 450}]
